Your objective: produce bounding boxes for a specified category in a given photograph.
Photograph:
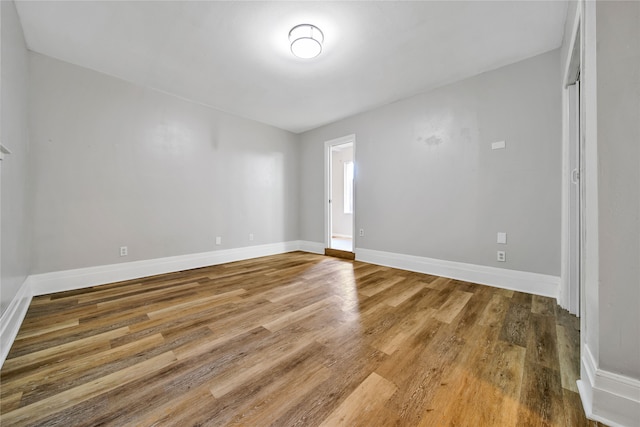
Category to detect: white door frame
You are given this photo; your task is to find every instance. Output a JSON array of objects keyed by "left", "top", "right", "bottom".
[
  {"left": 567, "top": 80, "right": 581, "bottom": 316},
  {"left": 324, "top": 134, "right": 356, "bottom": 251},
  {"left": 560, "top": 4, "right": 583, "bottom": 316}
]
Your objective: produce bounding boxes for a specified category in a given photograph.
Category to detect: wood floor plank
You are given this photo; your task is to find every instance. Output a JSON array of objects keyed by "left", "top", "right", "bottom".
[
  {"left": 478, "top": 293, "right": 510, "bottom": 327},
  {"left": 13, "top": 319, "right": 79, "bottom": 341},
  {"left": 372, "top": 307, "right": 437, "bottom": 355},
  {"left": 359, "top": 275, "right": 405, "bottom": 297},
  {"left": 517, "top": 363, "right": 564, "bottom": 426},
  {"left": 0, "top": 392, "right": 22, "bottom": 413},
  {"left": 262, "top": 295, "right": 341, "bottom": 332},
  {"left": 384, "top": 280, "right": 428, "bottom": 307},
  {"left": 96, "top": 281, "right": 201, "bottom": 308},
  {"left": 1, "top": 327, "right": 130, "bottom": 376},
  {"left": 0, "top": 252, "right": 596, "bottom": 426},
  {"left": 0, "top": 333, "right": 165, "bottom": 401},
  {"left": 7, "top": 313, "right": 148, "bottom": 359},
  {"left": 532, "top": 294, "right": 557, "bottom": 316},
  {"left": 146, "top": 288, "right": 246, "bottom": 319},
  {"left": 224, "top": 355, "right": 331, "bottom": 426},
  {"left": 208, "top": 329, "right": 321, "bottom": 398},
  {"left": 526, "top": 312, "right": 561, "bottom": 370},
  {"left": 557, "top": 323, "right": 580, "bottom": 393},
  {"left": 0, "top": 351, "right": 177, "bottom": 426},
  {"left": 432, "top": 289, "right": 474, "bottom": 323},
  {"left": 319, "top": 372, "right": 397, "bottom": 427},
  {"left": 424, "top": 276, "right": 450, "bottom": 290},
  {"left": 380, "top": 324, "right": 461, "bottom": 426},
  {"left": 423, "top": 338, "right": 526, "bottom": 426},
  {"left": 499, "top": 299, "right": 531, "bottom": 347}
]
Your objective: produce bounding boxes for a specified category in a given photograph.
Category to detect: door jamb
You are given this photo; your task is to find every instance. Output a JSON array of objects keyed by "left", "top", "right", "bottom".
[{"left": 561, "top": 3, "right": 583, "bottom": 316}]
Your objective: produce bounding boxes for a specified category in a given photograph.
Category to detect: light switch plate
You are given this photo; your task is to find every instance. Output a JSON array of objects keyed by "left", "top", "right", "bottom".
[
  {"left": 497, "top": 232, "right": 507, "bottom": 244},
  {"left": 491, "top": 140, "right": 506, "bottom": 150}
]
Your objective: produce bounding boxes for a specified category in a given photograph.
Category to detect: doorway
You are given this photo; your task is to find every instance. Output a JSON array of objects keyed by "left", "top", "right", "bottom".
[{"left": 325, "top": 135, "right": 355, "bottom": 256}]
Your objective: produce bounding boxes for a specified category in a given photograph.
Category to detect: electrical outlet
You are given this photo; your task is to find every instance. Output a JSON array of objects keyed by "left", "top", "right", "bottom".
[
  {"left": 215, "top": 236, "right": 222, "bottom": 245},
  {"left": 359, "top": 228, "right": 364, "bottom": 237},
  {"left": 120, "top": 246, "right": 128, "bottom": 257},
  {"left": 249, "top": 233, "right": 254, "bottom": 241},
  {"left": 497, "top": 251, "right": 506, "bottom": 262}
]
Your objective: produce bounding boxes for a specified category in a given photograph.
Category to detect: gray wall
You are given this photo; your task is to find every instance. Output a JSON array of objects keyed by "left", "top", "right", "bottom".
[
  {"left": 29, "top": 54, "right": 299, "bottom": 274},
  {"left": 331, "top": 146, "right": 353, "bottom": 237},
  {"left": 300, "top": 50, "right": 562, "bottom": 276},
  {"left": 560, "top": 1, "right": 579, "bottom": 73},
  {"left": 595, "top": 0, "right": 640, "bottom": 379},
  {"left": 1, "top": 1, "right": 31, "bottom": 317}
]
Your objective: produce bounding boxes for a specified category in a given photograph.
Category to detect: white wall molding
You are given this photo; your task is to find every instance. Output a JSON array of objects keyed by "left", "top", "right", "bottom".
[
  {"left": 28, "top": 241, "right": 303, "bottom": 296},
  {"left": 578, "top": 345, "right": 640, "bottom": 427},
  {"left": 356, "top": 248, "right": 560, "bottom": 299},
  {"left": 0, "top": 278, "right": 33, "bottom": 367}
]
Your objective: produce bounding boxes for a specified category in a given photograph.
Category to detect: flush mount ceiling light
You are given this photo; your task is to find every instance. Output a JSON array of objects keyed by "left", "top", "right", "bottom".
[{"left": 289, "top": 24, "right": 324, "bottom": 59}]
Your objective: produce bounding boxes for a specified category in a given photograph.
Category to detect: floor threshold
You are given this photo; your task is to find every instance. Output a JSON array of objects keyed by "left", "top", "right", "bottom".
[{"left": 324, "top": 248, "right": 356, "bottom": 260}]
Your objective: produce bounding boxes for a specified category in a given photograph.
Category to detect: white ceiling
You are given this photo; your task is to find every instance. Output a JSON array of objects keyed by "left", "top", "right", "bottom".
[{"left": 15, "top": 1, "right": 568, "bottom": 133}]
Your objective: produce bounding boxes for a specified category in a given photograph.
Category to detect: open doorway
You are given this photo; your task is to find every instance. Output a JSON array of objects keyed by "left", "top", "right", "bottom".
[{"left": 325, "top": 135, "right": 355, "bottom": 257}]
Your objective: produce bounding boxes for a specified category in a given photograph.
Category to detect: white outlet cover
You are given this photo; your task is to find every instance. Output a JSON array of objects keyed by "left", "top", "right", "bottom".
[
  {"left": 491, "top": 140, "right": 506, "bottom": 150},
  {"left": 497, "top": 251, "right": 506, "bottom": 262},
  {"left": 215, "top": 236, "right": 222, "bottom": 245},
  {"left": 497, "top": 232, "right": 507, "bottom": 244}
]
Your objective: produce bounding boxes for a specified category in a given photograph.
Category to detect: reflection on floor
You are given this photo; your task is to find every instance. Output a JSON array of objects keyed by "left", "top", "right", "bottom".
[{"left": 331, "top": 236, "right": 353, "bottom": 252}]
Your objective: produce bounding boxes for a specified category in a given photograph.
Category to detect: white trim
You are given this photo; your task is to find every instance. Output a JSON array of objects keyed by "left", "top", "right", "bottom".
[
  {"left": 29, "top": 241, "right": 302, "bottom": 296},
  {"left": 560, "top": 0, "right": 583, "bottom": 316},
  {"left": 356, "top": 248, "right": 559, "bottom": 299},
  {"left": 0, "top": 278, "right": 33, "bottom": 367},
  {"left": 298, "top": 240, "right": 325, "bottom": 255},
  {"left": 578, "top": 345, "right": 640, "bottom": 427}
]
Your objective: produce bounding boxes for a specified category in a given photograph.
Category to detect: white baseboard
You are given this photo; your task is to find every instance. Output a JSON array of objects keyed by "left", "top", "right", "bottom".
[
  {"left": 355, "top": 248, "right": 560, "bottom": 299},
  {"left": 0, "top": 278, "right": 33, "bottom": 367},
  {"left": 28, "top": 241, "right": 303, "bottom": 296},
  {"left": 578, "top": 345, "right": 640, "bottom": 427},
  {"left": 298, "top": 240, "right": 325, "bottom": 255}
]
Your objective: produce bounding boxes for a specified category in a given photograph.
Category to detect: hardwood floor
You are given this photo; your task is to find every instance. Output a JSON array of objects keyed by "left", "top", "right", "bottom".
[{"left": 0, "top": 252, "right": 604, "bottom": 426}]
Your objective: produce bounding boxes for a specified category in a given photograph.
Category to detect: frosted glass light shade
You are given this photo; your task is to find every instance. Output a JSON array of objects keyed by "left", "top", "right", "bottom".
[{"left": 289, "top": 24, "right": 324, "bottom": 59}]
